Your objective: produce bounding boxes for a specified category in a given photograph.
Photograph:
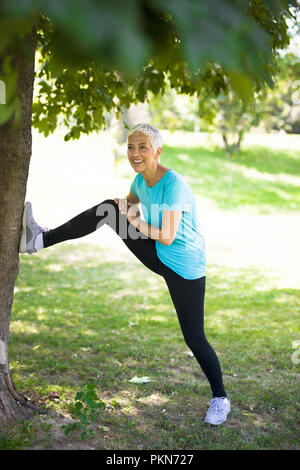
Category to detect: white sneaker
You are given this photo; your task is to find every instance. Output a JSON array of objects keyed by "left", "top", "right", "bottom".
[
  {"left": 19, "top": 202, "right": 47, "bottom": 254},
  {"left": 205, "top": 397, "right": 231, "bottom": 425}
]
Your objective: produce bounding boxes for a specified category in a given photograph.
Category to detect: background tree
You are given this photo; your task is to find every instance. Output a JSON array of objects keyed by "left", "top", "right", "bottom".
[
  {"left": 198, "top": 86, "right": 260, "bottom": 153},
  {"left": 257, "top": 52, "right": 300, "bottom": 133},
  {"left": 196, "top": 86, "right": 261, "bottom": 196},
  {"left": 0, "top": 0, "right": 298, "bottom": 426},
  {"left": 148, "top": 84, "right": 199, "bottom": 132}
]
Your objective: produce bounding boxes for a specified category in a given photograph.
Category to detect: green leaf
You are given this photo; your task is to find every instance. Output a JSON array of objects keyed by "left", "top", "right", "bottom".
[
  {"left": 129, "top": 376, "right": 152, "bottom": 384},
  {"left": 2, "top": 0, "right": 295, "bottom": 131}
]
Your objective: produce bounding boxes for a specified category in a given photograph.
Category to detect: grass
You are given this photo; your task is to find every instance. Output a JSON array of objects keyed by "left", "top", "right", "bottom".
[
  {"left": 1, "top": 136, "right": 300, "bottom": 449},
  {"left": 2, "top": 243, "right": 299, "bottom": 450},
  {"left": 119, "top": 142, "right": 300, "bottom": 213}
]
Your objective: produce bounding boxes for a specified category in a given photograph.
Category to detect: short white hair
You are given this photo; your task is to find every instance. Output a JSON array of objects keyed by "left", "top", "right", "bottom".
[{"left": 127, "top": 123, "right": 163, "bottom": 153}]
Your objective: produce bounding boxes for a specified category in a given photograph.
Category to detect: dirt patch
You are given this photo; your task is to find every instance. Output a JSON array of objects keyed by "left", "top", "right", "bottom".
[{"left": 26, "top": 412, "right": 103, "bottom": 450}]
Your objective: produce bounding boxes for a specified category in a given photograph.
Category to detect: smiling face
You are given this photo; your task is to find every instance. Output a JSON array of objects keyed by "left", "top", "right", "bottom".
[{"left": 127, "top": 132, "right": 161, "bottom": 173}]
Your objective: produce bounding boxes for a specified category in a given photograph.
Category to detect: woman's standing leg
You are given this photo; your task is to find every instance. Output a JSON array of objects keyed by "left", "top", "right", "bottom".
[{"left": 162, "top": 270, "right": 227, "bottom": 398}]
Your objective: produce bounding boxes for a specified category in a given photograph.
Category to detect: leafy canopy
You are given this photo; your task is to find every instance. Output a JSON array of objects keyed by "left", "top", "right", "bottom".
[{"left": 0, "top": 0, "right": 298, "bottom": 139}]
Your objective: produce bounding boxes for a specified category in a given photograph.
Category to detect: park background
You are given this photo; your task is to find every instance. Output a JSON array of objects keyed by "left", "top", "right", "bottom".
[{"left": 1, "top": 10, "right": 300, "bottom": 451}]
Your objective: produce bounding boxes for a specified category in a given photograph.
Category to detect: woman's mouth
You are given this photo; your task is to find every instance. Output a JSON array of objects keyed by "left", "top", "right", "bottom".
[{"left": 132, "top": 160, "right": 143, "bottom": 164}]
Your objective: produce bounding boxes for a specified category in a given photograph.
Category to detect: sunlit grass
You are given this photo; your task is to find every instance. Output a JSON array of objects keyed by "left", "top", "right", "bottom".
[
  {"left": 117, "top": 138, "right": 300, "bottom": 213},
  {"left": 4, "top": 243, "right": 299, "bottom": 450},
  {"left": 162, "top": 145, "right": 300, "bottom": 212}
]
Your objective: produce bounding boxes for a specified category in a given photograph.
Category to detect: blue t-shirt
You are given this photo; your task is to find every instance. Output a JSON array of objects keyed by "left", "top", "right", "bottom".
[{"left": 130, "top": 169, "right": 206, "bottom": 280}]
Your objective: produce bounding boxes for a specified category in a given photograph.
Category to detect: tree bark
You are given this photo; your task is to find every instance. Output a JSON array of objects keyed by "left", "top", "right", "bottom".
[{"left": 0, "top": 25, "right": 37, "bottom": 426}]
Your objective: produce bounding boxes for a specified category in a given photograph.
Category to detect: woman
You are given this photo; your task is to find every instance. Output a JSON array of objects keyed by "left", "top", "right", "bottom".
[{"left": 19, "top": 123, "right": 230, "bottom": 425}]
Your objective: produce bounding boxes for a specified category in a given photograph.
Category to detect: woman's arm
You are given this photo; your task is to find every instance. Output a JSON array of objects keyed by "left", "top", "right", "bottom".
[
  {"left": 115, "top": 191, "right": 181, "bottom": 246},
  {"left": 128, "top": 208, "right": 182, "bottom": 246},
  {"left": 126, "top": 190, "right": 140, "bottom": 205}
]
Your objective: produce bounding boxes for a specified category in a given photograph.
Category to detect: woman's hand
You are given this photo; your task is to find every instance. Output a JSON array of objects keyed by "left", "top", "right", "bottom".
[
  {"left": 114, "top": 198, "right": 140, "bottom": 222},
  {"left": 127, "top": 204, "right": 141, "bottom": 223},
  {"left": 114, "top": 197, "right": 129, "bottom": 215}
]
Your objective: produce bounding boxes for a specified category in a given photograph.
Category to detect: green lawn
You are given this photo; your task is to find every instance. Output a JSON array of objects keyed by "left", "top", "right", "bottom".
[
  {"left": 120, "top": 142, "right": 300, "bottom": 213},
  {"left": 1, "top": 139, "right": 300, "bottom": 449},
  {"left": 2, "top": 242, "right": 299, "bottom": 450}
]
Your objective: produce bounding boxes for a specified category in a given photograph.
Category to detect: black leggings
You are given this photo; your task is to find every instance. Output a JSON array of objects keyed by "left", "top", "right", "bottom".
[{"left": 43, "top": 199, "right": 227, "bottom": 398}]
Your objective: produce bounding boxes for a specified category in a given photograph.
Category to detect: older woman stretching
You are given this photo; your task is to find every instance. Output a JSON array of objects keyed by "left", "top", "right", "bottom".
[{"left": 19, "top": 123, "right": 230, "bottom": 425}]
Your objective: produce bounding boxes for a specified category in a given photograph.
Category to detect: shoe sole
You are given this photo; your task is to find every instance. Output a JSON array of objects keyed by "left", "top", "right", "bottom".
[
  {"left": 204, "top": 416, "right": 228, "bottom": 425},
  {"left": 19, "top": 202, "right": 30, "bottom": 253}
]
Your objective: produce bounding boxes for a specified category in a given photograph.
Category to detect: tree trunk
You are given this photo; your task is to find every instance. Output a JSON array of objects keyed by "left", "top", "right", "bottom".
[
  {"left": 235, "top": 130, "right": 244, "bottom": 153},
  {"left": 0, "top": 25, "right": 37, "bottom": 426},
  {"left": 225, "top": 150, "right": 233, "bottom": 199},
  {"left": 222, "top": 133, "right": 229, "bottom": 153},
  {"left": 222, "top": 134, "right": 233, "bottom": 198}
]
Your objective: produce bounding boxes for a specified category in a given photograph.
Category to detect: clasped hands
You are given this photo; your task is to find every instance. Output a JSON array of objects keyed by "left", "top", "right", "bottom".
[{"left": 114, "top": 198, "right": 141, "bottom": 224}]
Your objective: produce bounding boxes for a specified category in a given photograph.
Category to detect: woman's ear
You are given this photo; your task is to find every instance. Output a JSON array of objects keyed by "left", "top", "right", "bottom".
[{"left": 156, "top": 147, "right": 163, "bottom": 159}]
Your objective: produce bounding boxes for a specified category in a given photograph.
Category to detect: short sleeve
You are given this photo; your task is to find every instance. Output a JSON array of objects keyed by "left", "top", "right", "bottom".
[
  {"left": 162, "top": 177, "right": 191, "bottom": 212},
  {"left": 130, "top": 175, "right": 139, "bottom": 198}
]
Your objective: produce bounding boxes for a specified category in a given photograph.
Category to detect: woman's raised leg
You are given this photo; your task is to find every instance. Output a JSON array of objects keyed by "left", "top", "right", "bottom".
[{"left": 24, "top": 199, "right": 163, "bottom": 276}]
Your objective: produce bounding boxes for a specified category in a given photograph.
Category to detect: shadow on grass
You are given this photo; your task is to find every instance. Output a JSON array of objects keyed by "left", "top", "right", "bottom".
[{"left": 6, "top": 243, "right": 300, "bottom": 449}]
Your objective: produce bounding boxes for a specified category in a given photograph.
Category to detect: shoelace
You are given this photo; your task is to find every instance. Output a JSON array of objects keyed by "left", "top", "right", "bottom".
[
  {"left": 33, "top": 221, "right": 48, "bottom": 233},
  {"left": 208, "top": 398, "right": 227, "bottom": 415},
  {"left": 31, "top": 225, "right": 48, "bottom": 253}
]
